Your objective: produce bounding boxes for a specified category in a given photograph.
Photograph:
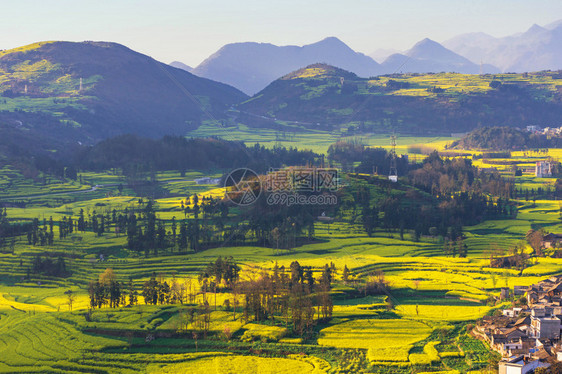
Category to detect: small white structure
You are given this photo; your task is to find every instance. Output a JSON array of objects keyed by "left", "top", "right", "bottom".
[
  {"left": 535, "top": 161, "right": 551, "bottom": 178},
  {"left": 498, "top": 355, "right": 549, "bottom": 374},
  {"left": 194, "top": 177, "right": 220, "bottom": 185},
  {"left": 526, "top": 125, "right": 541, "bottom": 133},
  {"left": 502, "top": 308, "right": 523, "bottom": 318}
]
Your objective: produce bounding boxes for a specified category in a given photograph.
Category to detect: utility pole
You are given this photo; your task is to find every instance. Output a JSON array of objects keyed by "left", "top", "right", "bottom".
[{"left": 389, "top": 133, "right": 398, "bottom": 182}]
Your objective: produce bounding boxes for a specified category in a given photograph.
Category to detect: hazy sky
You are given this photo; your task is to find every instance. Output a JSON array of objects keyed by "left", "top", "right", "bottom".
[{"left": 2, "top": 0, "right": 561, "bottom": 66}]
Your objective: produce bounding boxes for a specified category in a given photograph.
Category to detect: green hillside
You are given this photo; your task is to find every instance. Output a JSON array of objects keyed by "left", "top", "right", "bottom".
[
  {"left": 0, "top": 41, "right": 247, "bottom": 157},
  {"left": 237, "top": 63, "right": 562, "bottom": 134}
]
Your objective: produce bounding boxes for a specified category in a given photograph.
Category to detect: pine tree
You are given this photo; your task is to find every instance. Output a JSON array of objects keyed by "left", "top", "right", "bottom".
[
  {"left": 343, "top": 265, "right": 350, "bottom": 284},
  {"left": 128, "top": 277, "right": 138, "bottom": 306}
]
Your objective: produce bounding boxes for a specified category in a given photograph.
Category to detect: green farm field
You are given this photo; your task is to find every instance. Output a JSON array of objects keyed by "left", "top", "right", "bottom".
[
  {"left": 187, "top": 122, "right": 454, "bottom": 155},
  {"left": 2, "top": 134, "right": 562, "bottom": 373}
]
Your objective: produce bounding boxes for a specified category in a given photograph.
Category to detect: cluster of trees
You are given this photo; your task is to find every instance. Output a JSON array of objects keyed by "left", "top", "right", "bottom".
[
  {"left": 327, "top": 139, "right": 408, "bottom": 175},
  {"left": 0, "top": 208, "right": 29, "bottom": 252},
  {"left": 514, "top": 185, "right": 556, "bottom": 201},
  {"left": 89, "top": 269, "right": 202, "bottom": 310},
  {"left": 199, "top": 256, "right": 240, "bottom": 289},
  {"left": 124, "top": 197, "right": 234, "bottom": 255},
  {"left": 489, "top": 243, "right": 529, "bottom": 271},
  {"left": 125, "top": 201, "right": 180, "bottom": 255},
  {"left": 245, "top": 195, "right": 319, "bottom": 249},
  {"left": 31, "top": 255, "right": 70, "bottom": 277},
  {"left": 342, "top": 152, "right": 516, "bottom": 256},
  {"left": 407, "top": 154, "right": 516, "bottom": 237},
  {"left": 67, "top": 198, "right": 225, "bottom": 256},
  {"left": 17, "top": 190, "right": 327, "bottom": 260},
  {"left": 385, "top": 80, "right": 411, "bottom": 90},
  {"left": 198, "top": 260, "right": 335, "bottom": 337},
  {"left": 353, "top": 193, "right": 511, "bottom": 248},
  {"left": 89, "top": 269, "right": 137, "bottom": 309},
  {"left": 129, "top": 188, "right": 328, "bottom": 255},
  {"left": 25, "top": 218, "right": 55, "bottom": 246},
  {"left": 331, "top": 146, "right": 515, "bottom": 247},
  {"left": 526, "top": 229, "right": 546, "bottom": 257},
  {"left": 74, "top": 135, "right": 321, "bottom": 175},
  {"left": 22, "top": 216, "right": 77, "bottom": 247},
  {"left": 235, "top": 261, "right": 334, "bottom": 336},
  {"left": 451, "top": 126, "right": 562, "bottom": 151},
  {"left": 84, "top": 259, "right": 387, "bottom": 341},
  {"left": 89, "top": 259, "right": 337, "bottom": 338},
  {"left": 442, "top": 236, "right": 468, "bottom": 258},
  {"left": 357, "top": 190, "right": 473, "bottom": 251},
  {"left": 409, "top": 151, "right": 515, "bottom": 199},
  {"left": 58, "top": 216, "right": 75, "bottom": 238},
  {"left": 141, "top": 273, "right": 194, "bottom": 305}
]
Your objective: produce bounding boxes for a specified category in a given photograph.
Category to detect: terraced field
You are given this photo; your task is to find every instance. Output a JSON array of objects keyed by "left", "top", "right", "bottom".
[
  {"left": 3, "top": 139, "right": 562, "bottom": 372},
  {"left": 149, "top": 353, "right": 329, "bottom": 374},
  {"left": 318, "top": 319, "right": 432, "bottom": 360}
]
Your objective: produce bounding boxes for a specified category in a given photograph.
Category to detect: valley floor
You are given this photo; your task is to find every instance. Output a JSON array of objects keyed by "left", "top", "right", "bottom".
[{"left": 1, "top": 136, "right": 562, "bottom": 373}]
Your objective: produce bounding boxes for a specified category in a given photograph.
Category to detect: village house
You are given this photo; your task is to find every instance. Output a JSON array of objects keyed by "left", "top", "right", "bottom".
[
  {"left": 501, "top": 287, "right": 510, "bottom": 300},
  {"left": 503, "top": 307, "right": 524, "bottom": 318},
  {"left": 530, "top": 316, "right": 560, "bottom": 339},
  {"left": 541, "top": 233, "right": 562, "bottom": 249},
  {"left": 498, "top": 355, "right": 550, "bottom": 374},
  {"left": 475, "top": 276, "right": 562, "bottom": 372},
  {"left": 514, "top": 286, "right": 528, "bottom": 296},
  {"left": 535, "top": 161, "right": 552, "bottom": 178},
  {"left": 527, "top": 290, "right": 539, "bottom": 305}
]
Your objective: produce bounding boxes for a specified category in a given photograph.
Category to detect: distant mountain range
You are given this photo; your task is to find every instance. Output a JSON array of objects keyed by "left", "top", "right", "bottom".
[
  {"left": 174, "top": 19, "right": 562, "bottom": 94},
  {"left": 189, "top": 37, "right": 382, "bottom": 95},
  {"left": 0, "top": 41, "right": 246, "bottom": 158},
  {"left": 169, "top": 61, "right": 193, "bottom": 73},
  {"left": 1, "top": 27, "right": 561, "bottom": 160},
  {"left": 380, "top": 38, "right": 499, "bottom": 75},
  {"left": 443, "top": 22, "right": 562, "bottom": 72}
]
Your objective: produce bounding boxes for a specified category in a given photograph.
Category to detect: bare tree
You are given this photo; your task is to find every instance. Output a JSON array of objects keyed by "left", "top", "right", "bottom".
[{"left": 65, "top": 289, "right": 76, "bottom": 311}]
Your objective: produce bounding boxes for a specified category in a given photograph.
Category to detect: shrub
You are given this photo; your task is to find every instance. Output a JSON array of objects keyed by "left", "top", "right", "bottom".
[
  {"left": 423, "top": 341, "right": 440, "bottom": 361},
  {"left": 240, "top": 323, "right": 287, "bottom": 342},
  {"left": 409, "top": 341, "right": 441, "bottom": 366},
  {"left": 440, "top": 352, "right": 464, "bottom": 358},
  {"left": 279, "top": 337, "right": 303, "bottom": 344},
  {"left": 223, "top": 325, "right": 232, "bottom": 341}
]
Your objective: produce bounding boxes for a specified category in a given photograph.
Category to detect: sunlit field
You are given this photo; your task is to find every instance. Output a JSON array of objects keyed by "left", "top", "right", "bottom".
[{"left": 3, "top": 131, "right": 562, "bottom": 373}]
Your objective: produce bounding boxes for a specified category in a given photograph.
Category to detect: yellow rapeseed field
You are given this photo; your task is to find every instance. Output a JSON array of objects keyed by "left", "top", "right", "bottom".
[
  {"left": 318, "top": 319, "right": 432, "bottom": 362},
  {"left": 152, "top": 354, "right": 320, "bottom": 373},
  {"left": 396, "top": 305, "right": 491, "bottom": 322}
]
